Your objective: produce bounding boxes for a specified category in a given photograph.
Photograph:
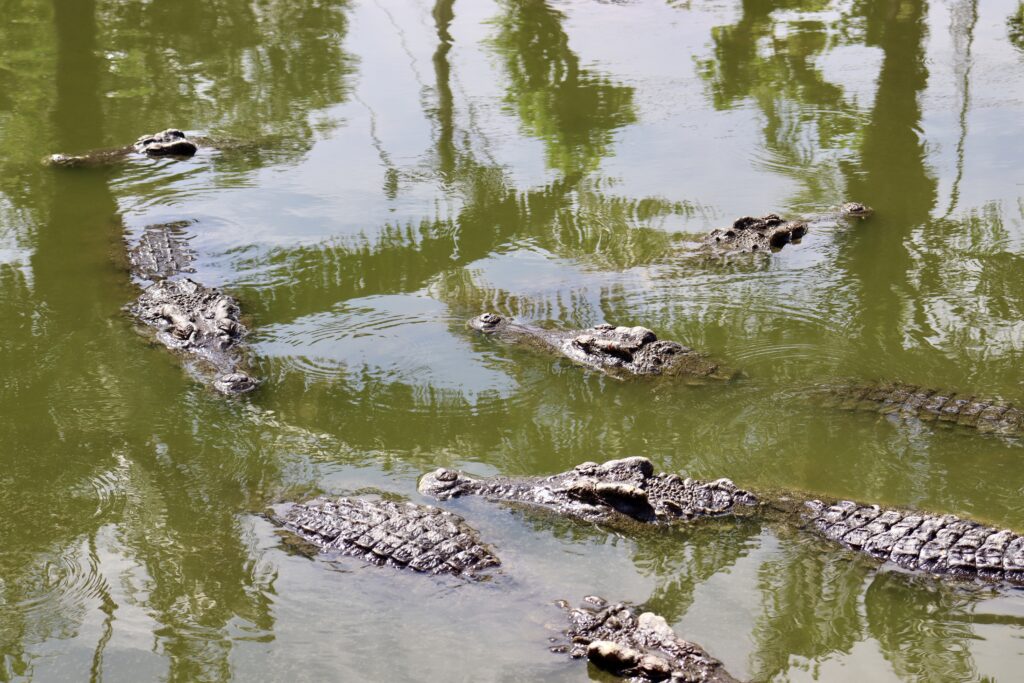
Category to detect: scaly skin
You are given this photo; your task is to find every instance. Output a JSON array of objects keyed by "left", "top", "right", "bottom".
[
  {"left": 45, "top": 128, "right": 199, "bottom": 167},
  {"left": 550, "top": 596, "right": 741, "bottom": 683},
  {"left": 129, "top": 278, "right": 257, "bottom": 395},
  {"left": 420, "top": 456, "right": 759, "bottom": 525},
  {"left": 805, "top": 499, "right": 1024, "bottom": 583},
  {"left": 703, "top": 202, "right": 873, "bottom": 254},
  {"left": 830, "top": 381, "right": 1024, "bottom": 435},
  {"left": 127, "top": 222, "right": 197, "bottom": 281},
  {"left": 273, "top": 497, "right": 500, "bottom": 578},
  {"left": 468, "top": 314, "right": 734, "bottom": 380},
  {"left": 420, "top": 457, "right": 1024, "bottom": 587}
]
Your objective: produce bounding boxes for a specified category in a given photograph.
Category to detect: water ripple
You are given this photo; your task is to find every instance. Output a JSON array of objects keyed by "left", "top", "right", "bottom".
[{"left": 256, "top": 294, "right": 519, "bottom": 403}]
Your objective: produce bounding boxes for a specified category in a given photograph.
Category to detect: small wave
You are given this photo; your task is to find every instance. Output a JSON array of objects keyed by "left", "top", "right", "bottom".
[
  {"left": 256, "top": 295, "right": 520, "bottom": 403},
  {"left": 15, "top": 536, "right": 113, "bottom": 633},
  {"left": 77, "top": 452, "right": 131, "bottom": 520}
]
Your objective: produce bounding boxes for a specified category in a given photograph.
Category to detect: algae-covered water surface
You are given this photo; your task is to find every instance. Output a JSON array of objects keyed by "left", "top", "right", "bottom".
[{"left": 2, "top": 0, "right": 1024, "bottom": 680}]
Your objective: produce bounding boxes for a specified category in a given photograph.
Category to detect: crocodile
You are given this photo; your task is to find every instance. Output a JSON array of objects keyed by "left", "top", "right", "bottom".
[
  {"left": 420, "top": 457, "right": 1024, "bottom": 586},
  {"left": 805, "top": 499, "right": 1024, "bottom": 584},
  {"left": 45, "top": 128, "right": 200, "bottom": 167},
  {"left": 468, "top": 314, "right": 733, "bottom": 380},
  {"left": 550, "top": 596, "right": 740, "bottom": 682},
  {"left": 419, "top": 456, "right": 759, "bottom": 525},
  {"left": 273, "top": 497, "right": 500, "bottom": 578},
  {"left": 127, "top": 222, "right": 197, "bottom": 281},
  {"left": 129, "top": 277, "right": 257, "bottom": 395},
  {"left": 703, "top": 202, "right": 873, "bottom": 254},
  {"left": 827, "top": 381, "right": 1023, "bottom": 435}
]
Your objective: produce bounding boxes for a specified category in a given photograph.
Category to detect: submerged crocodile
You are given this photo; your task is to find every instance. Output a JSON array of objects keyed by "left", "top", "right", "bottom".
[
  {"left": 703, "top": 202, "right": 873, "bottom": 254},
  {"left": 124, "top": 222, "right": 257, "bottom": 395},
  {"left": 828, "top": 381, "right": 1023, "bottom": 435},
  {"left": 46, "top": 129, "right": 200, "bottom": 167},
  {"left": 130, "top": 277, "right": 257, "bottom": 395},
  {"left": 272, "top": 497, "right": 500, "bottom": 578},
  {"left": 127, "top": 221, "right": 197, "bottom": 281},
  {"left": 468, "top": 314, "right": 733, "bottom": 380},
  {"left": 550, "top": 596, "right": 740, "bottom": 683},
  {"left": 420, "top": 457, "right": 1024, "bottom": 586}
]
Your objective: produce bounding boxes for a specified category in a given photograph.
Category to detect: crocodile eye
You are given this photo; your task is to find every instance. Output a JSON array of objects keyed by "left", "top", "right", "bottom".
[
  {"left": 436, "top": 469, "right": 458, "bottom": 482},
  {"left": 480, "top": 313, "right": 500, "bottom": 324}
]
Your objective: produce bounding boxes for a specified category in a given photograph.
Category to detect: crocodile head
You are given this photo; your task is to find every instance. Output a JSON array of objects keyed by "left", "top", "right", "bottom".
[
  {"left": 840, "top": 201, "right": 873, "bottom": 218},
  {"left": 550, "top": 597, "right": 738, "bottom": 682},
  {"left": 213, "top": 372, "right": 259, "bottom": 395},
  {"left": 134, "top": 129, "right": 198, "bottom": 158},
  {"left": 468, "top": 312, "right": 510, "bottom": 334},
  {"left": 418, "top": 467, "right": 477, "bottom": 499},
  {"left": 420, "top": 457, "right": 758, "bottom": 524}
]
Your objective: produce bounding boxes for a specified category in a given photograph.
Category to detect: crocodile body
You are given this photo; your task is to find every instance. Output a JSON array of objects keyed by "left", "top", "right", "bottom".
[
  {"left": 805, "top": 499, "right": 1024, "bottom": 583},
  {"left": 469, "top": 314, "right": 733, "bottom": 380},
  {"left": 127, "top": 222, "right": 197, "bottom": 281},
  {"left": 275, "top": 497, "right": 500, "bottom": 578},
  {"left": 704, "top": 202, "right": 872, "bottom": 254},
  {"left": 419, "top": 456, "right": 759, "bottom": 525},
  {"left": 551, "top": 596, "right": 740, "bottom": 683},
  {"left": 421, "top": 457, "right": 1024, "bottom": 586},
  {"left": 46, "top": 129, "right": 200, "bottom": 168},
  {"left": 129, "top": 277, "right": 256, "bottom": 395},
  {"left": 831, "top": 382, "right": 1023, "bottom": 435}
]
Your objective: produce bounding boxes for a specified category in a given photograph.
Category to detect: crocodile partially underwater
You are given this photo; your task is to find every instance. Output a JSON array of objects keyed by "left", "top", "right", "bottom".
[
  {"left": 828, "top": 381, "right": 1023, "bottom": 436},
  {"left": 468, "top": 314, "right": 733, "bottom": 380},
  {"left": 130, "top": 277, "right": 256, "bottom": 395},
  {"left": 703, "top": 202, "right": 873, "bottom": 254},
  {"left": 805, "top": 499, "right": 1024, "bottom": 583},
  {"left": 127, "top": 221, "right": 197, "bottom": 281},
  {"left": 126, "top": 222, "right": 257, "bottom": 395},
  {"left": 272, "top": 496, "right": 500, "bottom": 578},
  {"left": 420, "top": 457, "right": 1024, "bottom": 586},
  {"left": 46, "top": 129, "right": 201, "bottom": 167},
  {"left": 551, "top": 596, "right": 740, "bottom": 683},
  {"left": 420, "top": 457, "right": 758, "bottom": 526}
]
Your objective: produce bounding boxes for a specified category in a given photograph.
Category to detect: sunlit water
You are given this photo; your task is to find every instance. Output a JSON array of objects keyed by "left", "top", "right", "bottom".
[{"left": 2, "top": 0, "right": 1024, "bottom": 680}]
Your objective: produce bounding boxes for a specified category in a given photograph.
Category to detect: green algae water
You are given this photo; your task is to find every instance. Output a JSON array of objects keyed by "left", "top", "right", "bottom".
[{"left": 2, "top": 0, "right": 1024, "bottom": 680}]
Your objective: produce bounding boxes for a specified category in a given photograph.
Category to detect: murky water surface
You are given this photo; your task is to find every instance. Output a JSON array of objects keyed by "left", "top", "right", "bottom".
[{"left": 2, "top": 0, "right": 1024, "bottom": 680}]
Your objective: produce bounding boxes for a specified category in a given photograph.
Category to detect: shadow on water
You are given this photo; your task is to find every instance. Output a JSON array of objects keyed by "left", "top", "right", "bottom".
[
  {"left": 837, "top": 0, "right": 937, "bottom": 369},
  {"left": 0, "top": 0, "right": 356, "bottom": 679}
]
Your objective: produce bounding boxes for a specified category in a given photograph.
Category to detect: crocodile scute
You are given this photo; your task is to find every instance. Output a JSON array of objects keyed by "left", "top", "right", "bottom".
[
  {"left": 275, "top": 497, "right": 500, "bottom": 578},
  {"left": 832, "top": 382, "right": 1023, "bottom": 435},
  {"left": 805, "top": 499, "right": 1024, "bottom": 584},
  {"left": 704, "top": 213, "right": 807, "bottom": 253},
  {"left": 127, "top": 222, "right": 197, "bottom": 281}
]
